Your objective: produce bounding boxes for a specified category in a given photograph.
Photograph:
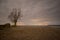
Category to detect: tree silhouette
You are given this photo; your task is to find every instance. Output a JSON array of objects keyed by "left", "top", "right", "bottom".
[{"left": 8, "top": 8, "right": 22, "bottom": 27}]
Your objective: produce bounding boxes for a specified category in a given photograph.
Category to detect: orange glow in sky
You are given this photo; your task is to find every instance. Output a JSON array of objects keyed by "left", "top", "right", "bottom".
[{"left": 16, "top": 18, "right": 49, "bottom": 25}]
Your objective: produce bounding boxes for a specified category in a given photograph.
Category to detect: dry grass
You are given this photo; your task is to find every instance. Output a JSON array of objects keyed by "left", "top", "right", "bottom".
[{"left": 0, "top": 26, "right": 60, "bottom": 40}]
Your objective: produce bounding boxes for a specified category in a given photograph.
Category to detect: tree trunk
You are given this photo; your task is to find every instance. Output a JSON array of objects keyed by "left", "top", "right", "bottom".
[{"left": 14, "top": 22, "right": 17, "bottom": 27}]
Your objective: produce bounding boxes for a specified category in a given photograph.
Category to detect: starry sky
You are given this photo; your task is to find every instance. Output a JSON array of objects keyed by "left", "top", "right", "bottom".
[{"left": 0, "top": 0, "right": 60, "bottom": 25}]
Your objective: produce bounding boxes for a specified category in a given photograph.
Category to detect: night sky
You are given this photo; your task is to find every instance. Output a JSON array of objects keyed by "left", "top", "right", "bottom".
[{"left": 0, "top": 0, "right": 60, "bottom": 25}]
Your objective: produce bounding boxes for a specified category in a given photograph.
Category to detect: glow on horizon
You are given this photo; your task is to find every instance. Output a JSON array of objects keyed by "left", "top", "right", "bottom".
[
  {"left": 15, "top": 18, "right": 49, "bottom": 25},
  {"left": 16, "top": 21, "right": 48, "bottom": 26}
]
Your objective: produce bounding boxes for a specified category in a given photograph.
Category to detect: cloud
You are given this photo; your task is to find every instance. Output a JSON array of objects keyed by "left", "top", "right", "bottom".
[{"left": 0, "top": 0, "right": 60, "bottom": 25}]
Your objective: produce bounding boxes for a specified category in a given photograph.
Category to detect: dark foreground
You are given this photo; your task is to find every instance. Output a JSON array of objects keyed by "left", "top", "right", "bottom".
[{"left": 0, "top": 26, "right": 60, "bottom": 40}]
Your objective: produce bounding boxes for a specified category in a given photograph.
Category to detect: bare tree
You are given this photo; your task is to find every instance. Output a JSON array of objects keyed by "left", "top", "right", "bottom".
[{"left": 8, "top": 8, "right": 22, "bottom": 27}]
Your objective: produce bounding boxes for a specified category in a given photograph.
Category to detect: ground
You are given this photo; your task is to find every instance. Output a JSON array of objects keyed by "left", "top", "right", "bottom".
[{"left": 0, "top": 26, "right": 60, "bottom": 40}]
